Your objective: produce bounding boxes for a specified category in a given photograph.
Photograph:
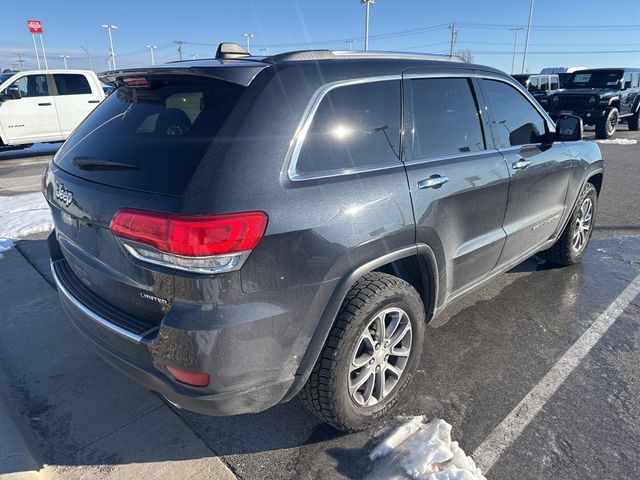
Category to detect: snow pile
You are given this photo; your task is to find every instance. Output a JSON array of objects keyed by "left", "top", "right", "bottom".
[
  {"left": 368, "top": 417, "right": 486, "bottom": 480},
  {"left": 594, "top": 138, "right": 637, "bottom": 145},
  {"left": 0, "top": 192, "right": 53, "bottom": 240},
  {"left": 0, "top": 238, "right": 14, "bottom": 259}
]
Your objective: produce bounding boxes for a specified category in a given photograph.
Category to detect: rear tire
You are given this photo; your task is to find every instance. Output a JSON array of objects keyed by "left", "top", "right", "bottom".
[
  {"left": 300, "top": 272, "right": 425, "bottom": 432},
  {"left": 595, "top": 108, "right": 618, "bottom": 139},
  {"left": 628, "top": 108, "right": 640, "bottom": 131},
  {"left": 538, "top": 182, "right": 597, "bottom": 266}
]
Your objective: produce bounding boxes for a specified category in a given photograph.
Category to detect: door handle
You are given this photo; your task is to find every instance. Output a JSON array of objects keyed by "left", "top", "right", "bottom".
[
  {"left": 38, "top": 102, "right": 52, "bottom": 106},
  {"left": 88, "top": 100, "right": 100, "bottom": 104},
  {"left": 418, "top": 175, "right": 449, "bottom": 189},
  {"left": 512, "top": 159, "right": 531, "bottom": 170}
]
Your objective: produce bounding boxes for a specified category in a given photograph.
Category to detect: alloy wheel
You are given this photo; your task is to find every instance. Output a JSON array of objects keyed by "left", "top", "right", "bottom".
[{"left": 572, "top": 197, "right": 593, "bottom": 252}]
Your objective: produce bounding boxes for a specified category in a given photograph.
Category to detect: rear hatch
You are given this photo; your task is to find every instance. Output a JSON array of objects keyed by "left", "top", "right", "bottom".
[{"left": 45, "top": 67, "right": 262, "bottom": 330}]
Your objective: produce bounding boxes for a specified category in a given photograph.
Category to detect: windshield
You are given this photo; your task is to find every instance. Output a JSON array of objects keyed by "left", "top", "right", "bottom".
[
  {"left": 0, "top": 73, "right": 16, "bottom": 84},
  {"left": 565, "top": 70, "right": 623, "bottom": 89}
]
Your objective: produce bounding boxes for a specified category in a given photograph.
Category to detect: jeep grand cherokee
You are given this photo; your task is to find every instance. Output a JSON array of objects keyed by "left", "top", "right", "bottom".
[{"left": 44, "top": 43, "right": 604, "bottom": 432}]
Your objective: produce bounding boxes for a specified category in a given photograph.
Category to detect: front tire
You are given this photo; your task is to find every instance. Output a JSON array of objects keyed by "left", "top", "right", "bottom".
[
  {"left": 300, "top": 272, "right": 425, "bottom": 432},
  {"left": 628, "top": 108, "right": 640, "bottom": 131},
  {"left": 538, "top": 182, "right": 598, "bottom": 266},
  {"left": 595, "top": 108, "right": 618, "bottom": 139}
]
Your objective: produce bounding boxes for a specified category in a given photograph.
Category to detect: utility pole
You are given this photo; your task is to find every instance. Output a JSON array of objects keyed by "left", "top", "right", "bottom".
[
  {"left": 521, "top": 0, "right": 535, "bottom": 74},
  {"left": 242, "top": 33, "right": 254, "bottom": 52},
  {"left": 81, "top": 45, "right": 93, "bottom": 70},
  {"left": 15, "top": 53, "right": 25, "bottom": 70},
  {"left": 510, "top": 28, "right": 524, "bottom": 74},
  {"left": 361, "top": 0, "right": 375, "bottom": 51},
  {"left": 146, "top": 45, "right": 157, "bottom": 65},
  {"left": 59, "top": 55, "right": 70, "bottom": 69},
  {"left": 259, "top": 48, "right": 268, "bottom": 55},
  {"left": 449, "top": 23, "right": 458, "bottom": 57},
  {"left": 174, "top": 40, "right": 185, "bottom": 61},
  {"left": 345, "top": 40, "right": 356, "bottom": 51},
  {"left": 101, "top": 24, "right": 118, "bottom": 69}
]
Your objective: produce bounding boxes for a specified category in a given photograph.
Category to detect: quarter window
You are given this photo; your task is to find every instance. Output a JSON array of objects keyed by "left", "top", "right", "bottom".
[
  {"left": 407, "top": 78, "right": 485, "bottom": 159},
  {"left": 10, "top": 75, "right": 49, "bottom": 97},
  {"left": 483, "top": 80, "right": 547, "bottom": 148},
  {"left": 296, "top": 80, "right": 401, "bottom": 175},
  {"left": 53, "top": 74, "right": 92, "bottom": 95},
  {"left": 550, "top": 76, "right": 559, "bottom": 90}
]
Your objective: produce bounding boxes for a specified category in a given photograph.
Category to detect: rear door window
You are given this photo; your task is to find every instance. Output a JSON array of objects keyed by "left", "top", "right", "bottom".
[
  {"left": 295, "top": 80, "right": 401, "bottom": 176},
  {"left": 406, "top": 78, "right": 485, "bottom": 160},
  {"left": 482, "top": 79, "right": 548, "bottom": 148},
  {"left": 53, "top": 74, "right": 92, "bottom": 95},
  {"left": 54, "top": 76, "right": 245, "bottom": 195}
]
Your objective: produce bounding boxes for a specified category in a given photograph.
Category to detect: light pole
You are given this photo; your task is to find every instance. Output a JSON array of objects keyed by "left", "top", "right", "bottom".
[
  {"left": 81, "top": 45, "right": 93, "bottom": 70},
  {"left": 59, "top": 55, "right": 69, "bottom": 69},
  {"left": 360, "top": 0, "right": 375, "bottom": 51},
  {"left": 242, "top": 33, "right": 254, "bottom": 52},
  {"left": 101, "top": 24, "right": 118, "bottom": 69},
  {"left": 510, "top": 28, "right": 524, "bottom": 74},
  {"left": 146, "top": 44, "right": 157, "bottom": 65},
  {"left": 521, "top": 0, "right": 535, "bottom": 74},
  {"left": 345, "top": 40, "right": 356, "bottom": 51}
]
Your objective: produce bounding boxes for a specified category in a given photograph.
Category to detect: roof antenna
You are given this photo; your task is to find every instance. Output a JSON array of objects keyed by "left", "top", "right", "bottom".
[{"left": 215, "top": 43, "right": 251, "bottom": 60}]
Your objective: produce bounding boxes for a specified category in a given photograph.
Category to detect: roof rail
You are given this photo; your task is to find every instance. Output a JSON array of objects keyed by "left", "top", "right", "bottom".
[{"left": 263, "top": 49, "right": 465, "bottom": 64}]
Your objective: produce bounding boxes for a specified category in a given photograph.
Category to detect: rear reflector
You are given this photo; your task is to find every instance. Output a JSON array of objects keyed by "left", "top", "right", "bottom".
[
  {"left": 110, "top": 209, "right": 268, "bottom": 257},
  {"left": 166, "top": 366, "right": 210, "bottom": 387}
]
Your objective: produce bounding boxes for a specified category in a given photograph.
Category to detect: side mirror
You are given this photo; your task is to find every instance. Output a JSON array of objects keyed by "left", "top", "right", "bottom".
[
  {"left": 556, "top": 115, "right": 583, "bottom": 142},
  {"left": 5, "top": 86, "right": 21, "bottom": 99},
  {"left": 623, "top": 81, "right": 632, "bottom": 90}
]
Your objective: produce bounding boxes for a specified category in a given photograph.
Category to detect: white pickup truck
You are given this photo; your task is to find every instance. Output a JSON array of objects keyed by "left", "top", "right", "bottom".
[{"left": 0, "top": 70, "right": 105, "bottom": 149}]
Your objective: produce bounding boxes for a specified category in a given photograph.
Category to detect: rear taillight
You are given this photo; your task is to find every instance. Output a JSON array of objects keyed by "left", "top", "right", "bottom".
[{"left": 110, "top": 209, "right": 268, "bottom": 274}]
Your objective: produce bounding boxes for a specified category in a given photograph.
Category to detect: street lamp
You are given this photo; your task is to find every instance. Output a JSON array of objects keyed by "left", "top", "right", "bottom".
[
  {"left": 146, "top": 44, "right": 157, "bottom": 66},
  {"left": 81, "top": 45, "right": 93, "bottom": 70},
  {"left": 242, "top": 33, "right": 254, "bottom": 52},
  {"left": 521, "top": 0, "right": 535, "bottom": 74},
  {"left": 360, "top": 0, "right": 375, "bottom": 51},
  {"left": 59, "top": 55, "right": 70, "bottom": 69},
  {"left": 101, "top": 24, "right": 118, "bottom": 69}
]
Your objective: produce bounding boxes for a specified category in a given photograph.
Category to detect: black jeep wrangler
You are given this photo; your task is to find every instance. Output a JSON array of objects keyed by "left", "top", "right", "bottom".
[{"left": 544, "top": 68, "right": 640, "bottom": 138}]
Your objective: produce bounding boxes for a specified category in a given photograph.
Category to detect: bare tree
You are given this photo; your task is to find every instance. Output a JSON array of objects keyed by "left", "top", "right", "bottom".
[{"left": 454, "top": 50, "right": 475, "bottom": 64}]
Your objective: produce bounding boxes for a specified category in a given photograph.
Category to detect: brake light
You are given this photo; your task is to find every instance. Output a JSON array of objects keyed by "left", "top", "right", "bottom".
[
  {"left": 123, "top": 77, "right": 149, "bottom": 87},
  {"left": 110, "top": 209, "right": 268, "bottom": 273}
]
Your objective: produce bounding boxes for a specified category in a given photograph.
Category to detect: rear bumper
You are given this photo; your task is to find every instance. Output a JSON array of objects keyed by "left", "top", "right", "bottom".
[{"left": 51, "top": 257, "right": 296, "bottom": 415}]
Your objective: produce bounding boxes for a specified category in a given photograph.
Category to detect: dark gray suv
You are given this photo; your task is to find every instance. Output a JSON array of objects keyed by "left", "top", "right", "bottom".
[{"left": 44, "top": 44, "right": 604, "bottom": 432}]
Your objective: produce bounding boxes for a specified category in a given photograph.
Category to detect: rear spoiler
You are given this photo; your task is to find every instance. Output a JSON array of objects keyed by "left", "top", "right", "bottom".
[{"left": 99, "top": 62, "right": 267, "bottom": 88}]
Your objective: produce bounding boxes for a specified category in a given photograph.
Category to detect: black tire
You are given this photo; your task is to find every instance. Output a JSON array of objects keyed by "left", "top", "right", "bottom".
[
  {"left": 300, "top": 272, "right": 425, "bottom": 432},
  {"left": 595, "top": 108, "right": 618, "bottom": 139},
  {"left": 628, "top": 108, "right": 640, "bottom": 131},
  {"left": 538, "top": 182, "right": 598, "bottom": 266}
]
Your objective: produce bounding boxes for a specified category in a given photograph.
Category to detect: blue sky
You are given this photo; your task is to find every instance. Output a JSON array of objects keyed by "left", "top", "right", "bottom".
[{"left": 1, "top": 0, "right": 640, "bottom": 74}]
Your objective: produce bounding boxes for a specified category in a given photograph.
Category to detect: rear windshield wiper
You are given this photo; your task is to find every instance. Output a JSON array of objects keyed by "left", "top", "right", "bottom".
[{"left": 72, "top": 157, "right": 139, "bottom": 170}]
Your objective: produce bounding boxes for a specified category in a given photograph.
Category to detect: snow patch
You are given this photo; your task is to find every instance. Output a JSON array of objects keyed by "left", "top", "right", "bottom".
[
  {"left": 594, "top": 138, "right": 637, "bottom": 145},
  {"left": 0, "top": 192, "right": 53, "bottom": 240},
  {"left": 0, "top": 238, "right": 15, "bottom": 259},
  {"left": 368, "top": 418, "right": 486, "bottom": 480}
]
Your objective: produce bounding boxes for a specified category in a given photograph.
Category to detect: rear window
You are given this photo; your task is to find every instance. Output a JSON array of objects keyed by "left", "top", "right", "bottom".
[{"left": 54, "top": 76, "right": 245, "bottom": 195}]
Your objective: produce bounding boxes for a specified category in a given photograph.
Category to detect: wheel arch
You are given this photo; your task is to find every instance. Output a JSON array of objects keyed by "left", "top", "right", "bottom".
[{"left": 282, "top": 244, "right": 441, "bottom": 401}]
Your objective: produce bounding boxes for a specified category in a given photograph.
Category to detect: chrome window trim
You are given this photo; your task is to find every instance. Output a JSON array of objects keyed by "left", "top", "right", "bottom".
[
  {"left": 50, "top": 260, "right": 145, "bottom": 343},
  {"left": 402, "top": 148, "right": 502, "bottom": 168},
  {"left": 286, "top": 75, "right": 402, "bottom": 182},
  {"left": 286, "top": 70, "right": 556, "bottom": 182}
]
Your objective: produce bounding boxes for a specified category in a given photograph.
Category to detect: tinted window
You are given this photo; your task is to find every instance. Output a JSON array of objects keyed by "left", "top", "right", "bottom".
[
  {"left": 54, "top": 77, "right": 245, "bottom": 195},
  {"left": 540, "top": 77, "right": 549, "bottom": 90},
  {"left": 296, "top": 81, "right": 401, "bottom": 175},
  {"left": 483, "top": 80, "right": 547, "bottom": 148},
  {"left": 550, "top": 77, "right": 559, "bottom": 90},
  {"left": 54, "top": 74, "right": 92, "bottom": 95},
  {"left": 10, "top": 75, "right": 49, "bottom": 97},
  {"left": 566, "top": 70, "right": 623, "bottom": 89},
  {"left": 408, "top": 78, "right": 485, "bottom": 159}
]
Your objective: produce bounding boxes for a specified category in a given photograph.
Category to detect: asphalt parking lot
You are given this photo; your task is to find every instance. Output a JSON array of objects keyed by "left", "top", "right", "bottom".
[{"left": 1, "top": 125, "right": 639, "bottom": 480}]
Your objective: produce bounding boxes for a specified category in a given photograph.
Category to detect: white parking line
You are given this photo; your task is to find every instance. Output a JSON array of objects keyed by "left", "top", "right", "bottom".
[{"left": 473, "top": 273, "right": 640, "bottom": 474}]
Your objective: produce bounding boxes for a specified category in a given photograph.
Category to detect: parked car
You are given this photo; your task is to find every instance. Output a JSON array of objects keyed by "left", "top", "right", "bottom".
[
  {"left": 512, "top": 73, "right": 561, "bottom": 101},
  {"left": 544, "top": 68, "right": 640, "bottom": 138},
  {"left": 44, "top": 44, "right": 604, "bottom": 432},
  {"left": 0, "top": 70, "right": 105, "bottom": 149}
]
